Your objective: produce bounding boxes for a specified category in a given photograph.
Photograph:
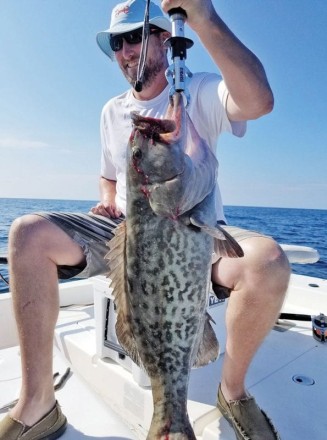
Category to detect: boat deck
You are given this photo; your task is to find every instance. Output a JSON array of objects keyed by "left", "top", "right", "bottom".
[
  {"left": 1, "top": 274, "right": 327, "bottom": 439},
  {"left": 0, "top": 345, "right": 137, "bottom": 439}
]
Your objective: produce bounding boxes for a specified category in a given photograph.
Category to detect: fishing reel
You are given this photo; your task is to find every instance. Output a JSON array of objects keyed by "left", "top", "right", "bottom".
[
  {"left": 165, "top": 8, "right": 193, "bottom": 105},
  {"left": 312, "top": 313, "right": 327, "bottom": 342},
  {"left": 134, "top": 3, "right": 194, "bottom": 104},
  {"left": 279, "top": 311, "right": 327, "bottom": 343}
]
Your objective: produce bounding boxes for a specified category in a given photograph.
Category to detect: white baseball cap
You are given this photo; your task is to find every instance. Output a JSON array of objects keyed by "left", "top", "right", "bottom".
[{"left": 96, "top": 0, "right": 171, "bottom": 61}]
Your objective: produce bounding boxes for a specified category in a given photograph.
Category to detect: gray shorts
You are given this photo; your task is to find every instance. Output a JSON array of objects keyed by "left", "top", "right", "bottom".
[{"left": 35, "top": 212, "right": 267, "bottom": 280}]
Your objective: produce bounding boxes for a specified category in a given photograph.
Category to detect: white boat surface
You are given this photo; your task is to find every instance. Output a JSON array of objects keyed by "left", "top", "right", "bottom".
[{"left": 0, "top": 244, "right": 326, "bottom": 440}]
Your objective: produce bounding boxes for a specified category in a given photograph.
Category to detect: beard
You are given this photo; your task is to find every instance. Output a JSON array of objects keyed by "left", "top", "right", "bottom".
[{"left": 121, "top": 53, "right": 167, "bottom": 89}]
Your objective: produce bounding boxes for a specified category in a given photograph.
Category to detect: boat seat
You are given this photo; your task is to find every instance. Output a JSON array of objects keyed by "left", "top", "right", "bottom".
[
  {"left": 279, "top": 244, "right": 319, "bottom": 264},
  {"left": 0, "top": 245, "right": 320, "bottom": 267}
]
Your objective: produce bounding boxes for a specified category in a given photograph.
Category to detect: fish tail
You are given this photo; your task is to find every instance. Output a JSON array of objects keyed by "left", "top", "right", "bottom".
[
  {"left": 147, "top": 408, "right": 196, "bottom": 440},
  {"left": 146, "top": 380, "right": 197, "bottom": 440}
]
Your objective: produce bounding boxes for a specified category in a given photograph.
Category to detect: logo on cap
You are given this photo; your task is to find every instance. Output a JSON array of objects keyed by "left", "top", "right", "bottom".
[{"left": 115, "top": 6, "right": 130, "bottom": 17}]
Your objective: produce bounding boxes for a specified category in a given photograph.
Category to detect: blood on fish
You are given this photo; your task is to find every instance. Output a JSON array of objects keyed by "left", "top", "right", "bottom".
[
  {"left": 141, "top": 186, "right": 150, "bottom": 198},
  {"left": 112, "top": 97, "right": 224, "bottom": 440}
]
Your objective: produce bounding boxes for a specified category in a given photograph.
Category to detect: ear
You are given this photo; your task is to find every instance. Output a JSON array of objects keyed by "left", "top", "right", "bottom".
[
  {"left": 161, "top": 31, "right": 171, "bottom": 42},
  {"left": 161, "top": 31, "right": 171, "bottom": 49}
]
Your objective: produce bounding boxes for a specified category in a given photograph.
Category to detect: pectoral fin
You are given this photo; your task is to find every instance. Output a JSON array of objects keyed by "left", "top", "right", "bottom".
[
  {"left": 105, "top": 221, "right": 144, "bottom": 368},
  {"left": 190, "top": 215, "right": 244, "bottom": 258}
]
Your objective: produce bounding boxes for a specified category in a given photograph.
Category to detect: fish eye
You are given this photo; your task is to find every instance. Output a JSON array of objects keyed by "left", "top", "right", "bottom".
[{"left": 133, "top": 148, "right": 142, "bottom": 160}]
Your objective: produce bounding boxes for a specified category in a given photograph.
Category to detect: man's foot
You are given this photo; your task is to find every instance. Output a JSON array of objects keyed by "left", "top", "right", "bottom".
[
  {"left": 217, "top": 384, "right": 280, "bottom": 440},
  {"left": 0, "top": 401, "right": 67, "bottom": 440}
]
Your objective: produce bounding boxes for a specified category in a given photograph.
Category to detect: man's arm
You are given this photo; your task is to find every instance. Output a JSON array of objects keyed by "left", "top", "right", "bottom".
[
  {"left": 89, "top": 176, "right": 122, "bottom": 218},
  {"left": 161, "top": 0, "right": 274, "bottom": 121}
]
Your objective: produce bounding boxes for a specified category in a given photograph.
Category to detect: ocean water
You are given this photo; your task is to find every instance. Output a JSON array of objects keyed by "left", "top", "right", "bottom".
[{"left": 0, "top": 198, "right": 326, "bottom": 294}]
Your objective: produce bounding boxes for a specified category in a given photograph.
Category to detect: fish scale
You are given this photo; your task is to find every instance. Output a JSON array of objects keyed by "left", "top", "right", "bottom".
[{"left": 106, "top": 93, "right": 243, "bottom": 439}]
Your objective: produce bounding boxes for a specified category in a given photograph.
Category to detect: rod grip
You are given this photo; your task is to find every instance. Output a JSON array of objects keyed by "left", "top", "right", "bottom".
[
  {"left": 168, "top": 7, "right": 187, "bottom": 18},
  {"left": 279, "top": 313, "right": 312, "bottom": 322}
]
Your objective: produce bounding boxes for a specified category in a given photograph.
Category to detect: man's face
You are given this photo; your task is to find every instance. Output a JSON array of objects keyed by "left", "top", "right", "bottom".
[{"left": 113, "top": 29, "right": 169, "bottom": 89}]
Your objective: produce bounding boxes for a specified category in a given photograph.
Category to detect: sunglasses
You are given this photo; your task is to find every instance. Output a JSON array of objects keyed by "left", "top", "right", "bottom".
[{"left": 109, "top": 27, "right": 163, "bottom": 52}]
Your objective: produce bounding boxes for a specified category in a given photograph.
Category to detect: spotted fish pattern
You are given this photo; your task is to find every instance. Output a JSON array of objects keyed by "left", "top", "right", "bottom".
[{"left": 106, "top": 93, "right": 243, "bottom": 439}]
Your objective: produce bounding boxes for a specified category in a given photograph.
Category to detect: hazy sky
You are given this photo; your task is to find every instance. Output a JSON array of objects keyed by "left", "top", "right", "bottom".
[{"left": 0, "top": 0, "right": 326, "bottom": 209}]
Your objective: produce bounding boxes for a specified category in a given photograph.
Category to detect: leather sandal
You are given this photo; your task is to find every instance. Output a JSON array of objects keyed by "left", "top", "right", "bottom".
[
  {"left": 0, "top": 401, "right": 67, "bottom": 440},
  {"left": 217, "top": 384, "right": 280, "bottom": 440}
]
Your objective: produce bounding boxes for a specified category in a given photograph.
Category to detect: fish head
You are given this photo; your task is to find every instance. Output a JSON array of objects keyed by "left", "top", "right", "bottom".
[{"left": 128, "top": 93, "right": 186, "bottom": 185}]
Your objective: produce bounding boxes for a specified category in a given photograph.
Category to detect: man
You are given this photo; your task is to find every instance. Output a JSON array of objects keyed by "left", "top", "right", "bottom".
[{"left": 0, "top": 1, "right": 290, "bottom": 439}]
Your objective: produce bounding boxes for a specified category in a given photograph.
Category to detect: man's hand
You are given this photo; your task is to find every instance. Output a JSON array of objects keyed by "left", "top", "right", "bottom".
[
  {"left": 162, "top": 0, "right": 274, "bottom": 120},
  {"left": 90, "top": 177, "right": 122, "bottom": 218},
  {"left": 89, "top": 201, "right": 121, "bottom": 218},
  {"left": 161, "top": 0, "right": 214, "bottom": 31}
]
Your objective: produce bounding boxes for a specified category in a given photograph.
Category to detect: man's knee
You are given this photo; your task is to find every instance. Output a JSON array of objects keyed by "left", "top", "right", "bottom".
[
  {"left": 9, "top": 214, "right": 85, "bottom": 268},
  {"left": 242, "top": 237, "right": 291, "bottom": 292},
  {"left": 10, "top": 214, "right": 45, "bottom": 249},
  {"left": 248, "top": 237, "right": 290, "bottom": 271},
  {"left": 9, "top": 214, "right": 65, "bottom": 262}
]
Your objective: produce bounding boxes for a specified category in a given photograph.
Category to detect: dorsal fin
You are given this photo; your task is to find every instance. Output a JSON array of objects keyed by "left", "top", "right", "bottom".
[{"left": 105, "top": 221, "right": 143, "bottom": 368}]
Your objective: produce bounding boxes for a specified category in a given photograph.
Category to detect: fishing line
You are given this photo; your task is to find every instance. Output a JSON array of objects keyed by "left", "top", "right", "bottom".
[
  {"left": 0, "top": 272, "right": 9, "bottom": 285},
  {"left": 134, "top": 0, "right": 150, "bottom": 92}
]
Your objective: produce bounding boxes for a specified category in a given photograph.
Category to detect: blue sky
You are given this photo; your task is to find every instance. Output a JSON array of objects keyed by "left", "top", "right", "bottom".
[{"left": 0, "top": 0, "right": 326, "bottom": 209}]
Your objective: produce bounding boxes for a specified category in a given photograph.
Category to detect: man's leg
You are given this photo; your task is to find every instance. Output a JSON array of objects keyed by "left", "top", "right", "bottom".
[
  {"left": 7, "top": 214, "right": 85, "bottom": 426},
  {"left": 212, "top": 236, "right": 290, "bottom": 401}
]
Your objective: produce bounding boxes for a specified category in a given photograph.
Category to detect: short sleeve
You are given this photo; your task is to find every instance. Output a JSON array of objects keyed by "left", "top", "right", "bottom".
[
  {"left": 218, "top": 81, "right": 247, "bottom": 138},
  {"left": 100, "top": 109, "right": 117, "bottom": 180}
]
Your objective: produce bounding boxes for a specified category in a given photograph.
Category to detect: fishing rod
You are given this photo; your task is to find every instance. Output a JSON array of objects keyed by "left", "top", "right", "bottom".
[
  {"left": 0, "top": 254, "right": 9, "bottom": 285},
  {"left": 0, "top": 255, "right": 7, "bottom": 264},
  {"left": 279, "top": 312, "right": 327, "bottom": 343},
  {"left": 134, "top": 0, "right": 151, "bottom": 92},
  {"left": 134, "top": 3, "right": 194, "bottom": 105},
  {"left": 165, "top": 7, "right": 193, "bottom": 105}
]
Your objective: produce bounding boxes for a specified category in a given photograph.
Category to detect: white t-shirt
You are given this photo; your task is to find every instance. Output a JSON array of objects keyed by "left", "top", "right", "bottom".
[{"left": 100, "top": 72, "right": 246, "bottom": 222}]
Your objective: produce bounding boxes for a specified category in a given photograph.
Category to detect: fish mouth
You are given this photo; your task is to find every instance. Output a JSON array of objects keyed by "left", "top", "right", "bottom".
[{"left": 131, "top": 112, "right": 176, "bottom": 139}]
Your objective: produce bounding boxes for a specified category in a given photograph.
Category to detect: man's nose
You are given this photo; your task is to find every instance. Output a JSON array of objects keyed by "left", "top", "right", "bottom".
[{"left": 121, "top": 41, "right": 137, "bottom": 59}]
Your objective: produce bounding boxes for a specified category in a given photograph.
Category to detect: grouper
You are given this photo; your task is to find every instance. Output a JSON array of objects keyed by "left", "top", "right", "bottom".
[{"left": 106, "top": 93, "right": 244, "bottom": 439}]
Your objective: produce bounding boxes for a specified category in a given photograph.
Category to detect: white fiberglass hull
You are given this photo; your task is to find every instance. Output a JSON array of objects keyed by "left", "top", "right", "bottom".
[{"left": 0, "top": 272, "right": 326, "bottom": 440}]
